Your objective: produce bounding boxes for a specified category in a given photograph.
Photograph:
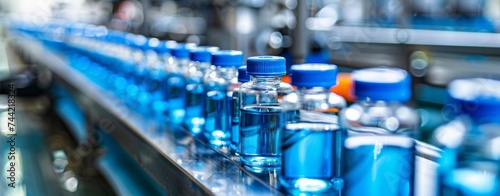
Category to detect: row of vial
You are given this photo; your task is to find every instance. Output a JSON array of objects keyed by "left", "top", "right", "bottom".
[{"left": 11, "top": 22, "right": 500, "bottom": 195}]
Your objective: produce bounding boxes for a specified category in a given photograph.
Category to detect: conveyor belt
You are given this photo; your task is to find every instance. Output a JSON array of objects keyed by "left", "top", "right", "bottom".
[{"left": 11, "top": 36, "right": 282, "bottom": 195}]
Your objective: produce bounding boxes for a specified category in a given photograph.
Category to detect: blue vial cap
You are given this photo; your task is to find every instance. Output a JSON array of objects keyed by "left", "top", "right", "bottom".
[
  {"left": 291, "top": 64, "right": 338, "bottom": 88},
  {"left": 246, "top": 56, "right": 286, "bottom": 76},
  {"left": 448, "top": 78, "right": 500, "bottom": 122},
  {"left": 190, "top": 46, "right": 220, "bottom": 63},
  {"left": 171, "top": 43, "right": 197, "bottom": 59},
  {"left": 238, "top": 66, "right": 250, "bottom": 82},
  {"left": 353, "top": 68, "right": 411, "bottom": 102},
  {"left": 212, "top": 50, "right": 244, "bottom": 68}
]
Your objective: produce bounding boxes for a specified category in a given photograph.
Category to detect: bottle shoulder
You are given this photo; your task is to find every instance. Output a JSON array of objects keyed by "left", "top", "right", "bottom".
[
  {"left": 239, "top": 82, "right": 293, "bottom": 106},
  {"left": 185, "top": 62, "right": 203, "bottom": 74},
  {"left": 342, "top": 102, "right": 420, "bottom": 135},
  {"left": 240, "top": 81, "right": 294, "bottom": 92},
  {"left": 282, "top": 92, "right": 346, "bottom": 111},
  {"left": 203, "top": 67, "right": 238, "bottom": 86}
]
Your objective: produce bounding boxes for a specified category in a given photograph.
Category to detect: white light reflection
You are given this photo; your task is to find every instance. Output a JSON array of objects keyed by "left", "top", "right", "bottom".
[
  {"left": 433, "top": 120, "right": 466, "bottom": 148},
  {"left": 269, "top": 32, "right": 283, "bottom": 49},
  {"left": 236, "top": 7, "right": 255, "bottom": 35},
  {"left": 344, "top": 107, "right": 361, "bottom": 121},
  {"left": 383, "top": 117, "right": 399, "bottom": 131},
  {"left": 487, "top": 136, "right": 500, "bottom": 160},
  {"left": 345, "top": 136, "right": 414, "bottom": 149},
  {"left": 452, "top": 168, "right": 497, "bottom": 195},
  {"left": 64, "top": 177, "right": 79, "bottom": 192},
  {"left": 295, "top": 178, "right": 329, "bottom": 192},
  {"left": 305, "top": 4, "right": 339, "bottom": 30}
]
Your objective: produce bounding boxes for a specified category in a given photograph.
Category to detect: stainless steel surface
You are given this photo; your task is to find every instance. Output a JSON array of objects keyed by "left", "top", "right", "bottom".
[
  {"left": 415, "top": 141, "right": 441, "bottom": 196},
  {"left": 292, "top": 0, "right": 309, "bottom": 64},
  {"left": 330, "top": 45, "right": 406, "bottom": 69},
  {"left": 426, "top": 53, "right": 500, "bottom": 87},
  {"left": 12, "top": 38, "right": 282, "bottom": 195},
  {"left": 326, "top": 26, "right": 500, "bottom": 48},
  {"left": 324, "top": 26, "right": 500, "bottom": 87}
]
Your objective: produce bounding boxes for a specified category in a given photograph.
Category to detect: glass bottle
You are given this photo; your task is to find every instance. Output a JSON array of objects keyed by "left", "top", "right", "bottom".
[
  {"left": 230, "top": 65, "right": 250, "bottom": 154},
  {"left": 341, "top": 68, "right": 420, "bottom": 196},
  {"left": 163, "top": 43, "right": 196, "bottom": 123},
  {"left": 433, "top": 78, "right": 500, "bottom": 196},
  {"left": 203, "top": 50, "right": 243, "bottom": 146},
  {"left": 280, "top": 64, "right": 346, "bottom": 194},
  {"left": 239, "top": 56, "right": 294, "bottom": 168},
  {"left": 184, "top": 46, "right": 219, "bottom": 134}
]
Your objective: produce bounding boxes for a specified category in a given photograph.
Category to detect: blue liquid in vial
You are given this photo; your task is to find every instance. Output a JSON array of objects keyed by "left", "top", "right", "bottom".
[
  {"left": 126, "top": 84, "right": 140, "bottom": 104},
  {"left": 130, "top": 66, "right": 147, "bottom": 86},
  {"left": 184, "top": 83, "right": 205, "bottom": 134},
  {"left": 281, "top": 122, "right": 342, "bottom": 193},
  {"left": 230, "top": 90, "right": 240, "bottom": 153},
  {"left": 239, "top": 105, "right": 285, "bottom": 167},
  {"left": 165, "top": 74, "right": 186, "bottom": 124},
  {"left": 204, "top": 90, "right": 231, "bottom": 145},
  {"left": 113, "top": 76, "right": 128, "bottom": 97},
  {"left": 106, "top": 73, "right": 118, "bottom": 91},
  {"left": 343, "top": 136, "right": 415, "bottom": 196},
  {"left": 143, "top": 71, "right": 164, "bottom": 96},
  {"left": 125, "top": 84, "right": 152, "bottom": 113}
]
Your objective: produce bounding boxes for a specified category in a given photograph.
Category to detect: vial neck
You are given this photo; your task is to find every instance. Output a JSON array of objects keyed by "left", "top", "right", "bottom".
[
  {"left": 197, "top": 62, "right": 212, "bottom": 72},
  {"left": 177, "top": 58, "right": 190, "bottom": 66},
  {"left": 215, "top": 66, "right": 237, "bottom": 71},
  {"left": 250, "top": 75, "right": 282, "bottom": 84},
  {"left": 358, "top": 98, "right": 403, "bottom": 106},
  {"left": 212, "top": 66, "right": 238, "bottom": 79},
  {"left": 297, "top": 87, "right": 331, "bottom": 95}
]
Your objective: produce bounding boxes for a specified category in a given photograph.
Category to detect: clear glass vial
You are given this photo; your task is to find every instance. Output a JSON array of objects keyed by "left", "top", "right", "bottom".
[
  {"left": 141, "top": 38, "right": 167, "bottom": 110},
  {"left": 341, "top": 68, "right": 420, "bottom": 196},
  {"left": 280, "top": 64, "right": 346, "bottom": 194},
  {"left": 124, "top": 34, "right": 152, "bottom": 110},
  {"left": 184, "top": 46, "right": 219, "bottom": 134},
  {"left": 239, "top": 56, "right": 294, "bottom": 168},
  {"left": 164, "top": 44, "right": 196, "bottom": 123},
  {"left": 203, "top": 50, "right": 243, "bottom": 146},
  {"left": 171, "top": 43, "right": 197, "bottom": 72},
  {"left": 433, "top": 78, "right": 500, "bottom": 196},
  {"left": 230, "top": 66, "right": 250, "bottom": 154}
]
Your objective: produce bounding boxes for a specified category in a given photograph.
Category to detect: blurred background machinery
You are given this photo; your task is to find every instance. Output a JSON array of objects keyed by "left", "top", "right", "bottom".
[{"left": 4, "top": 0, "right": 499, "bottom": 81}]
